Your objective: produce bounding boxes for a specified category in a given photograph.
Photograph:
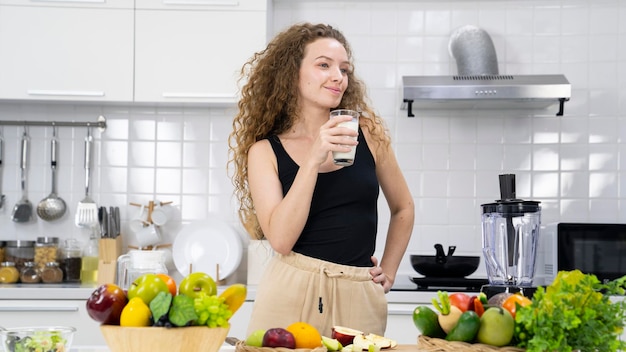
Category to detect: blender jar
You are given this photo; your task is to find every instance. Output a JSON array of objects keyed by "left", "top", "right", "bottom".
[{"left": 481, "top": 174, "right": 541, "bottom": 287}]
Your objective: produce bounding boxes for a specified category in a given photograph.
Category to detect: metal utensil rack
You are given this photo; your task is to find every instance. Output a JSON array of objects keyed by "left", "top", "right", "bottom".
[{"left": 0, "top": 115, "right": 106, "bottom": 131}]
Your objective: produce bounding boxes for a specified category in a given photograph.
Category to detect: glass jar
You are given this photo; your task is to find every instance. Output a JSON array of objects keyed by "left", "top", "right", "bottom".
[
  {"left": 60, "top": 239, "right": 82, "bottom": 283},
  {"left": 41, "top": 262, "right": 63, "bottom": 283},
  {"left": 0, "top": 261, "right": 19, "bottom": 284},
  {"left": 80, "top": 236, "right": 99, "bottom": 284},
  {"left": 0, "top": 241, "right": 6, "bottom": 263},
  {"left": 35, "top": 237, "right": 59, "bottom": 270},
  {"left": 19, "top": 261, "right": 41, "bottom": 283},
  {"left": 6, "top": 240, "right": 35, "bottom": 272}
]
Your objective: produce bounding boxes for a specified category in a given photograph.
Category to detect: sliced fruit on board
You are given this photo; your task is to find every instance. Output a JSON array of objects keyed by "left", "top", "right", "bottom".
[
  {"left": 332, "top": 326, "right": 363, "bottom": 347},
  {"left": 352, "top": 333, "right": 397, "bottom": 350}
]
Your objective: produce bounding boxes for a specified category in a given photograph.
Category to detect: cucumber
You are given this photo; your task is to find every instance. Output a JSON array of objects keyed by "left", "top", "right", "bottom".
[
  {"left": 412, "top": 306, "right": 446, "bottom": 338},
  {"left": 445, "top": 310, "right": 480, "bottom": 342}
]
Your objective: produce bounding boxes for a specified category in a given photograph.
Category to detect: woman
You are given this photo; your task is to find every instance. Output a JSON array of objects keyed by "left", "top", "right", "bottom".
[{"left": 228, "top": 23, "right": 414, "bottom": 337}]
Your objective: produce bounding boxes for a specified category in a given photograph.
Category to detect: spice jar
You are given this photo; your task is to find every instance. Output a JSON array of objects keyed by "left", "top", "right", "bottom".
[
  {"left": 0, "top": 261, "right": 19, "bottom": 284},
  {"left": 41, "top": 261, "right": 63, "bottom": 283},
  {"left": 20, "top": 261, "right": 41, "bottom": 283},
  {"left": 35, "top": 237, "right": 59, "bottom": 270},
  {"left": 60, "top": 239, "right": 82, "bottom": 283},
  {"left": 6, "top": 240, "right": 35, "bottom": 272}
]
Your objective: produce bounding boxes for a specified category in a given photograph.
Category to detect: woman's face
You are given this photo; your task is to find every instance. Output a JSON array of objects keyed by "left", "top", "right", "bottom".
[{"left": 298, "top": 38, "right": 351, "bottom": 111}]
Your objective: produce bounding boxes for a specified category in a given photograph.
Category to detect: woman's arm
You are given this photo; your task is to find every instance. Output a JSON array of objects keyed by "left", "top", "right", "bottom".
[{"left": 367, "top": 135, "right": 415, "bottom": 292}]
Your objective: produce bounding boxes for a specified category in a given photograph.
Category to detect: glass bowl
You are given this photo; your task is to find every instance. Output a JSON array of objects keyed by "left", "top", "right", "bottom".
[{"left": 0, "top": 326, "right": 75, "bottom": 352}]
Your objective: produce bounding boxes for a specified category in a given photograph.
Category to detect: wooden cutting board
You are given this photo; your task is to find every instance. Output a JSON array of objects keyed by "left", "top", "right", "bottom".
[{"left": 390, "top": 345, "right": 421, "bottom": 352}]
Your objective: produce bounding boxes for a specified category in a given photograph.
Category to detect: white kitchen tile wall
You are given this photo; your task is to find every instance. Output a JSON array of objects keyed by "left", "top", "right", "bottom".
[{"left": 0, "top": 0, "right": 624, "bottom": 285}]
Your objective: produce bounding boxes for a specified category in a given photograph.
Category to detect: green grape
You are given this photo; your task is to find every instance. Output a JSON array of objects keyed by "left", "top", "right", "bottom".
[{"left": 194, "top": 293, "right": 233, "bottom": 328}]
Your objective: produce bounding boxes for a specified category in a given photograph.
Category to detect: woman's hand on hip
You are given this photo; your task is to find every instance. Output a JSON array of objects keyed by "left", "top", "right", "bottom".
[{"left": 370, "top": 256, "right": 393, "bottom": 293}]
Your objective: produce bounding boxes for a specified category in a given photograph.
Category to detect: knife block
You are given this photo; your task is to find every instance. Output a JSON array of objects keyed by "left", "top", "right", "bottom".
[{"left": 97, "top": 236, "right": 123, "bottom": 285}]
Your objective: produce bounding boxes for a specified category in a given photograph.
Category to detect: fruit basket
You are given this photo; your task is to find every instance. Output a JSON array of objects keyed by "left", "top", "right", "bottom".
[
  {"left": 100, "top": 325, "right": 229, "bottom": 352},
  {"left": 235, "top": 340, "right": 328, "bottom": 352},
  {"left": 418, "top": 335, "right": 525, "bottom": 352}
]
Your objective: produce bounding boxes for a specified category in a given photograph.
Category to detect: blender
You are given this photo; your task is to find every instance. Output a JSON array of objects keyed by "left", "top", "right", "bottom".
[{"left": 480, "top": 174, "right": 541, "bottom": 298}]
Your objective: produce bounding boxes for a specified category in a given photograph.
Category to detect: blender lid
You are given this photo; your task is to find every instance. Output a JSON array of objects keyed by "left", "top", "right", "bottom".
[{"left": 481, "top": 200, "right": 540, "bottom": 214}]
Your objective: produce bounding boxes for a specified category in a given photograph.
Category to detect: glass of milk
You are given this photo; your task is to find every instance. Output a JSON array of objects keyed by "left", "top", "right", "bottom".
[{"left": 330, "top": 109, "right": 360, "bottom": 166}]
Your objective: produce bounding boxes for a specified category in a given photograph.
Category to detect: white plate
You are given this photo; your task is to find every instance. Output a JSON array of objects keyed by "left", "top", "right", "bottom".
[{"left": 172, "top": 218, "right": 243, "bottom": 280}]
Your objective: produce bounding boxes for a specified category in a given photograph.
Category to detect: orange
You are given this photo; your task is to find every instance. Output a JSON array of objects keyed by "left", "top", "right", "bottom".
[
  {"left": 502, "top": 293, "right": 532, "bottom": 319},
  {"left": 286, "top": 321, "right": 323, "bottom": 349},
  {"left": 156, "top": 273, "right": 177, "bottom": 296}
]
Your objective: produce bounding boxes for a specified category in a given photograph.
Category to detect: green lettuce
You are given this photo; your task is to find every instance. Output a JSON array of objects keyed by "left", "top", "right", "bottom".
[{"left": 514, "top": 270, "right": 626, "bottom": 352}]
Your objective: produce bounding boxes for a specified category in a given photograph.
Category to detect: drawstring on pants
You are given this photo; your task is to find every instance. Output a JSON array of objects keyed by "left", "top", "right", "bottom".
[{"left": 318, "top": 266, "right": 343, "bottom": 314}]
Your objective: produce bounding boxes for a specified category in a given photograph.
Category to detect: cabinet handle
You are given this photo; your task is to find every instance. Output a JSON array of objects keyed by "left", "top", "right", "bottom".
[
  {"left": 162, "top": 0, "right": 239, "bottom": 6},
  {"left": 387, "top": 309, "right": 414, "bottom": 315},
  {"left": 27, "top": 90, "right": 105, "bottom": 97},
  {"left": 30, "top": 0, "right": 105, "bottom": 3},
  {"left": 162, "top": 92, "right": 235, "bottom": 99},
  {"left": 0, "top": 307, "right": 79, "bottom": 312}
]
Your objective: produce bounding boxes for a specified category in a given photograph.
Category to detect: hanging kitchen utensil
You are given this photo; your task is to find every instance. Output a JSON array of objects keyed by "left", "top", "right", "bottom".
[
  {"left": 75, "top": 128, "right": 98, "bottom": 228},
  {"left": 0, "top": 128, "right": 5, "bottom": 209},
  {"left": 37, "top": 127, "right": 67, "bottom": 221},
  {"left": 11, "top": 129, "right": 32, "bottom": 222}
]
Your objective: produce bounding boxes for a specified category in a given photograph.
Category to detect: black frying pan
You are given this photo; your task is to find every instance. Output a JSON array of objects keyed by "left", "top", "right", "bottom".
[{"left": 410, "top": 243, "right": 480, "bottom": 278}]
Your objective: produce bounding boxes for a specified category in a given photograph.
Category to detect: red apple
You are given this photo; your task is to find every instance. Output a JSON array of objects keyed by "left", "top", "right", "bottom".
[
  {"left": 332, "top": 326, "right": 363, "bottom": 347},
  {"left": 86, "top": 283, "right": 128, "bottom": 325},
  {"left": 262, "top": 328, "right": 296, "bottom": 348}
]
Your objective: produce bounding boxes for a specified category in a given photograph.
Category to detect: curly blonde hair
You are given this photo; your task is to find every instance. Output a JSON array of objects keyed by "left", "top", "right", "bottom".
[{"left": 228, "top": 23, "right": 390, "bottom": 239}]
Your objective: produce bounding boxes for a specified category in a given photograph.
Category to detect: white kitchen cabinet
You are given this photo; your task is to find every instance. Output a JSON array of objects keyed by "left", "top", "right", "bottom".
[
  {"left": 0, "top": 1, "right": 134, "bottom": 102},
  {"left": 133, "top": 2, "right": 269, "bottom": 104},
  {"left": 228, "top": 301, "right": 253, "bottom": 340},
  {"left": 135, "top": 0, "right": 267, "bottom": 11},
  {"left": 0, "top": 299, "right": 105, "bottom": 347},
  {"left": 386, "top": 303, "right": 419, "bottom": 345}
]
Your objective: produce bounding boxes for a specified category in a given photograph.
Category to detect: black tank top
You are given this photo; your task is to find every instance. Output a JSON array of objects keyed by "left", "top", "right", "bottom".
[{"left": 267, "top": 130, "right": 379, "bottom": 267}]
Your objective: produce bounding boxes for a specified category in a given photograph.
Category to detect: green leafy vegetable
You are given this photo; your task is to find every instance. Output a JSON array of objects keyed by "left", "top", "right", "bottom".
[
  {"left": 149, "top": 291, "right": 173, "bottom": 323},
  {"left": 514, "top": 270, "right": 626, "bottom": 352},
  {"left": 168, "top": 294, "right": 198, "bottom": 327}
]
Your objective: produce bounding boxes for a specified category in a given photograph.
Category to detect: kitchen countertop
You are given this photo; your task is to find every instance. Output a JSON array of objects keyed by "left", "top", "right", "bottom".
[
  {"left": 67, "top": 344, "right": 426, "bottom": 352},
  {"left": 0, "top": 283, "right": 448, "bottom": 305}
]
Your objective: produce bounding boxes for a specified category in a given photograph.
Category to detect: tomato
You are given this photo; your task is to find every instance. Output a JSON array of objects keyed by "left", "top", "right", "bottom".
[
  {"left": 449, "top": 293, "right": 472, "bottom": 312},
  {"left": 502, "top": 293, "right": 532, "bottom": 319},
  {"left": 156, "top": 273, "right": 177, "bottom": 296}
]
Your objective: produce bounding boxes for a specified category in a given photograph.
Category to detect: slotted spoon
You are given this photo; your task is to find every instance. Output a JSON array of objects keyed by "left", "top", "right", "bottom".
[
  {"left": 37, "top": 128, "right": 67, "bottom": 221},
  {"left": 75, "top": 128, "right": 98, "bottom": 228},
  {"left": 11, "top": 130, "right": 32, "bottom": 223}
]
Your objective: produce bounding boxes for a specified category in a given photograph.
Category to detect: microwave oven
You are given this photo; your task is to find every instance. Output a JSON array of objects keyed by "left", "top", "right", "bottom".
[{"left": 536, "top": 222, "right": 626, "bottom": 286}]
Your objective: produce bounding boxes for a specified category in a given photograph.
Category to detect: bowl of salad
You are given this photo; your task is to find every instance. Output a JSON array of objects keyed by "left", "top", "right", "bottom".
[{"left": 0, "top": 326, "right": 75, "bottom": 352}]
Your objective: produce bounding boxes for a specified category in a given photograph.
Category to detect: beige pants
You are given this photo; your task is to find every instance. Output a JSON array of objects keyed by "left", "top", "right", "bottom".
[{"left": 246, "top": 252, "right": 388, "bottom": 337}]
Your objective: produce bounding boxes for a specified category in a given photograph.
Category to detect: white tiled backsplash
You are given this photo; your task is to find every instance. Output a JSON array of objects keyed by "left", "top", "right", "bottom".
[{"left": 0, "top": 0, "right": 624, "bottom": 286}]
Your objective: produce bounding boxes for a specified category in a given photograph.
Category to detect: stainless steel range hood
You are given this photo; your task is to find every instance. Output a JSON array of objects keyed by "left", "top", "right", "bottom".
[
  {"left": 402, "top": 74, "right": 571, "bottom": 117},
  {"left": 402, "top": 25, "right": 571, "bottom": 117}
]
